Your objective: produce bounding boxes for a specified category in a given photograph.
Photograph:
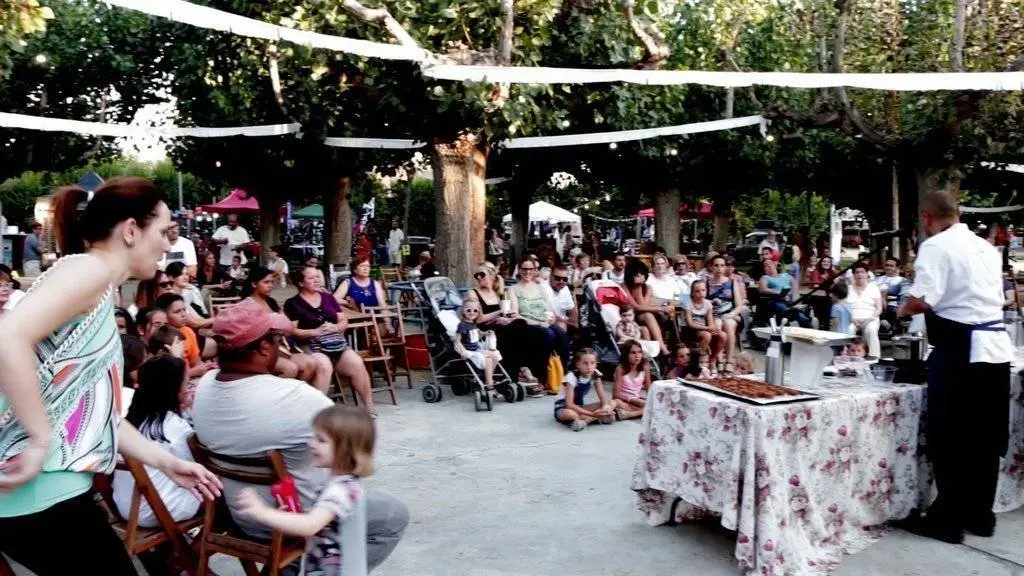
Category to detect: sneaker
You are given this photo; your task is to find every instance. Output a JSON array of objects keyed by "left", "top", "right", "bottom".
[
  {"left": 570, "top": 419, "right": 587, "bottom": 432},
  {"left": 527, "top": 384, "right": 546, "bottom": 398},
  {"left": 598, "top": 414, "right": 615, "bottom": 425}
]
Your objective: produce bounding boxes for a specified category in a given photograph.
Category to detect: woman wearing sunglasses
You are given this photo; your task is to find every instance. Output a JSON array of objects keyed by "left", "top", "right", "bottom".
[
  {"left": 470, "top": 263, "right": 540, "bottom": 388},
  {"left": 509, "top": 257, "right": 570, "bottom": 383},
  {"left": 134, "top": 270, "right": 174, "bottom": 310}
]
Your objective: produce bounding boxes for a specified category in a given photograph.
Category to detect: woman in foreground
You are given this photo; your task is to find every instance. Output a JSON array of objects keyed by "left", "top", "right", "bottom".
[{"left": 0, "top": 178, "right": 221, "bottom": 574}]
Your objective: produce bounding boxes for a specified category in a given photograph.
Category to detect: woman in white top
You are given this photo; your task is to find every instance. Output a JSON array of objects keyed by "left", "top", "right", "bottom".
[
  {"left": 266, "top": 245, "right": 289, "bottom": 288},
  {"left": 113, "top": 356, "right": 201, "bottom": 527},
  {"left": 844, "top": 262, "right": 883, "bottom": 358},
  {"left": 645, "top": 255, "right": 679, "bottom": 301}
]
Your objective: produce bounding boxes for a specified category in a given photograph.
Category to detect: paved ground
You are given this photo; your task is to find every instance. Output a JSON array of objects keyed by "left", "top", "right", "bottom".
[{"left": 212, "top": 377, "right": 1022, "bottom": 576}]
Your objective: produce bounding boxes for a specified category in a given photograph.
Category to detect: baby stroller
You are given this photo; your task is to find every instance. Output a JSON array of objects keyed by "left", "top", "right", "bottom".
[
  {"left": 581, "top": 279, "right": 663, "bottom": 379},
  {"left": 418, "top": 276, "right": 524, "bottom": 411}
]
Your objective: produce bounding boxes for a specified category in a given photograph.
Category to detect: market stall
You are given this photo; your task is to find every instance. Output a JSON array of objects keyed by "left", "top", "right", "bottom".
[{"left": 632, "top": 350, "right": 1024, "bottom": 575}]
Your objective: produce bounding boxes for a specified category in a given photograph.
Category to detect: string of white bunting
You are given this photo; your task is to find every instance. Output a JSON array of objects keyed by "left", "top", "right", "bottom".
[
  {"left": 501, "top": 115, "right": 764, "bottom": 149},
  {"left": 0, "top": 112, "right": 301, "bottom": 138},
  {"left": 0, "top": 111, "right": 765, "bottom": 149},
  {"left": 104, "top": 1, "right": 1024, "bottom": 92},
  {"left": 103, "top": 0, "right": 429, "bottom": 62},
  {"left": 423, "top": 65, "right": 1024, "bottom": 91}
]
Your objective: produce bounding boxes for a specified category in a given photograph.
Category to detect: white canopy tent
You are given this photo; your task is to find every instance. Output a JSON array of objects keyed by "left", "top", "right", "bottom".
[
  {"left": 503, "top": 201, "right": 582, "bottom": 255},
  {"left": 502, "top": 200, "right": 581, "bottom": 225}
]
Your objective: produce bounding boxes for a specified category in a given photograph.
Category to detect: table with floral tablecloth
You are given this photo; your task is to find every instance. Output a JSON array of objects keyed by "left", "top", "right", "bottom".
[{"left": 632, "top": 375, "right": 1024, "bottom": 576}]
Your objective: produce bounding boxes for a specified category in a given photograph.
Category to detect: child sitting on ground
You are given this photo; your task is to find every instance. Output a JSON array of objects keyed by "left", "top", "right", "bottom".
[
  {"left": 554, "top": 347, "right": 615, "bottom": 431},
  {"left": 238, "top": 405, "right": 374, "bottom": 576},
  {"left": 454, "top": 302, "right": 502, "bottom": 391},
  {"left": 613, "top": 340, "right": 651, "bottom": 420},
  {"left": 615, "top": 305, "right": 646, "bottom": 343}
]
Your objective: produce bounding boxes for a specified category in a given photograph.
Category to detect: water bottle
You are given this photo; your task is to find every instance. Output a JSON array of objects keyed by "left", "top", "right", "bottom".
[{"left": 765, "top": 332, "right": 785, "bottom": 385}]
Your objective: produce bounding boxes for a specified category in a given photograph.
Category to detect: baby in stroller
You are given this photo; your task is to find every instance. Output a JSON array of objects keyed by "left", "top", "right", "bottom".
[{"left": 453, "top": 302, "right": 502, "bottom": 393}]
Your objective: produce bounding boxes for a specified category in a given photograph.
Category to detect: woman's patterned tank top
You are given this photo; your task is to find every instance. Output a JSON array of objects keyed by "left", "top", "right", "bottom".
[{"left": 0, "top": 255, "right": 123, "bottom": 474}]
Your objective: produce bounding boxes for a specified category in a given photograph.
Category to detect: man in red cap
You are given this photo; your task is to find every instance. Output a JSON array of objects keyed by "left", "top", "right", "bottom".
[{"left": 190, "top": 300, "right": 408, "bottom": 566}]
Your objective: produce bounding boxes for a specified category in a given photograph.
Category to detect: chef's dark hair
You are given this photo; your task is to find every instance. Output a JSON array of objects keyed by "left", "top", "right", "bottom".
[
  {"left": 851, "top": 261, "right": 870, "bottom": 273},
  {"left": 51, "top": 178, "right": 166, "bottom": 255}
]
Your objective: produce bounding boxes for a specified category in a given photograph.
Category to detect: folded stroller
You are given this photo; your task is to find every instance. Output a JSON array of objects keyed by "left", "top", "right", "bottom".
[
  {"left": 418, "top": 276, "right": 523, "bottom": 411},
  {"left": 582, "top": 279, "right": 662, "bottom": 378}
]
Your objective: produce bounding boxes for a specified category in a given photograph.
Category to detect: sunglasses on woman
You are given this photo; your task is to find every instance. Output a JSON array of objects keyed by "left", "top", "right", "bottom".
[{"left": 473, "top": 272, "right": 487, "bottom": 280}]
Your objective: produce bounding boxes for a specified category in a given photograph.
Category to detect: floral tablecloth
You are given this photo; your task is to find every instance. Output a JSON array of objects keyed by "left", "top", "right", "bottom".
[{"left": 633, "top": 374, "right": 1024, "bottom": 575}]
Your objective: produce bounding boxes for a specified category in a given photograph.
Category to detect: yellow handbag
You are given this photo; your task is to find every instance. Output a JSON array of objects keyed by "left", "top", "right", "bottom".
[{"left": 546, "top": 355, "right": 564, "bottom": 395}]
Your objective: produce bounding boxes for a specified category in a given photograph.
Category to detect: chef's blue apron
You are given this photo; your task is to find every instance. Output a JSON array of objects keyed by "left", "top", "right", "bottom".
[{"left": 924, "top": 312, "right": 1010, "bottom": 527}]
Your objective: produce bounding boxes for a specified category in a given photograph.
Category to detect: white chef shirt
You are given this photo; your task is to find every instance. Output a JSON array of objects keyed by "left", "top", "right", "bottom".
[
  {"left": 212, "top": 225, "right": 251, "bottom": 266},
  {"left": 910, "top": 222, "right": 1013, "bottom": 364},
  {"left": 388, "top": 228, "right": 405, "bottom": 252},
  {"left": 844, "top": 282, "right": 882, "bottom": 321}
]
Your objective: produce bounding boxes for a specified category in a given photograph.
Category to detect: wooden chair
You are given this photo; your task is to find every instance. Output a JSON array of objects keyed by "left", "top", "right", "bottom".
[
  {"left": 347, "top": 319, "right": 398, "bottom": 405},
  {"left": 210, "top": 295, "right": 242, "bottom": 316},
  {"left": 380, "top": 266, "right": 404, "bottom": 284},
  {"left": 362, "top": 303, "right": 414, "bottom": 389},
  {"left": 92, "top": 456, "right": 204, "bottom": 575},
  {"left": 187, "top": 436, "right": 305, "bottom": 576}
]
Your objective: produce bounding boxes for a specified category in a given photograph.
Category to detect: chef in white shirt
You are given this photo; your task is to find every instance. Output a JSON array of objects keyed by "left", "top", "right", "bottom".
[
  {"left": 211, "top": 213, "right": 251, "bottom": 267},
  {"left": 387, "top": 220, "right": 406, "bottom": 265},
  {"left": 897, "top": 190, "right": 1013, "bottom": 544}
]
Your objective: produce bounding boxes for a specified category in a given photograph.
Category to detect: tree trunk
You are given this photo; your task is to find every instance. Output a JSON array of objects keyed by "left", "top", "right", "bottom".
[
  {"left": 890, "top": 163, "right": 900, "bottom": 259},
  {"left": 324, "top": 176, "right": 353, "bottom": 268},
  {"left": 654, "top": 187, "right": 681, "bottom": 256},
  {"left": 509, "top": 187, "right": 531, "bottom": 265},
  {"left": 258, "top": 196, "right": 281, "bottom": 266},
  {"left": 401, "top": 178, "right": 411, "bottom": 233},
  {"left": 914, "top": 166, "right": 961, "bottom": 239},
  {"left": 712, "top": 213, "right": 730, "bottom": 252},
  {"left": 431, "top": 134, "right": 488, "bottom": 285}
]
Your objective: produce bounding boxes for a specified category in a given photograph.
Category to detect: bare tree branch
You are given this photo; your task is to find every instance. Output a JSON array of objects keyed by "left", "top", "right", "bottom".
[
  {"left": 719, "top": 47, "right": 763, "bottom": 109},
  {"left": 621, "top": 0, "right": 669, "bottom": 69},
  {"left": 831, "top": 0, "right": 890, "bottom": 147},
  {"left": 267, "top": 44, "right": 297, "bottom": 124},
  {"left": 340, "top": 0, "right": 421, "bottom": 48},
  {"left": 951, "top": 0, "right": 966, "bottom": 72}
]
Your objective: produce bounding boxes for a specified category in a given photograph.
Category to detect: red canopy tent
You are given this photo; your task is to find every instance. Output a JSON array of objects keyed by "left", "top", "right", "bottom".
[
  {"left": 200, "top": 188, "right": 260, "bottom": 214},
  {"left": 636, "top": 200, "right": 715, "bottom": 219}
]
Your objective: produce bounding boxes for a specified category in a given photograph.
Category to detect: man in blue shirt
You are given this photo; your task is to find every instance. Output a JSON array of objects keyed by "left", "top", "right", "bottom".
[{"left": 21, "top": 222, "right": 42, "bottom": 276}]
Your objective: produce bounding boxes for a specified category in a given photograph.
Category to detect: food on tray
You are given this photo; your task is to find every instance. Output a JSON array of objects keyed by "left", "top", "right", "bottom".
[
  {"left": 696, "top": 377, "right": 803, "bottom": 399},
  {"left": 783, "top": 327, "right": 851, "bottom": 344}
]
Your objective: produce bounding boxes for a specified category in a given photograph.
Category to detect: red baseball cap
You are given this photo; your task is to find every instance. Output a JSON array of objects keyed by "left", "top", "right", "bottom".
[{"left": 213, "top": 298, "right": 292, "bottom": 350}]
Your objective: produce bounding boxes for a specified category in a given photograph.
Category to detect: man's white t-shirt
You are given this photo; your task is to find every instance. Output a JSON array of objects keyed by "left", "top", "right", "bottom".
[
  {"left": 543, "top": 282, "right": 575, "bottom": 319},
  {"left": 112, "top": 412, "right": 201, "bottom": 527},
  {"left": 159, "top": 236, "right": 198, "bottom": 270},
  {"left": 212, "top": 225, "right": 251, "bottom": 266},
  {"left": 910, "top": 222, "right": 1013, "bottom": 364},
  {"left": 604, "top": 269, "right": 625, "bottom": 284},
  {"left": 388, "top": 228, "right": 405, "bottom": 253}
]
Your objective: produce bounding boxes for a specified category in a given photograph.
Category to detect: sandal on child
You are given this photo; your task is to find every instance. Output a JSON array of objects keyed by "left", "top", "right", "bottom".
[
  {"left": 598, "top": 414, "right": 615, "bottom": 425},
  {"left": 615, "top": 408, "right": 628, "bottom": 421}
]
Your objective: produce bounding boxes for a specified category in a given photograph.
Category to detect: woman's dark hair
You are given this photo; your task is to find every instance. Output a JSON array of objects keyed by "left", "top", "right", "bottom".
[
  {"left": 851, "top": 261, "right": 870, "bottom": 274},
  {"left": 135, "top": 271, "right": 169, "bottom": 309},
  {"left": 147, "top": 324, "right": 182, "bottom": 356},
  {"left": 121, "top": 334, "right": 146, "bottom": 387},
  {"left": 618, "top": 339, "right": 645, "bottom": 371},
  {"left": 114, "top": 307, "right": 136, "bottom": 334},
  {"left": 51, "top": 177, "right": 165, "bottom": 255},
  {"left": 623, "top": 258, "right": 649, "bottom": 289},
  {"left": 165, "top": 261, "right": 187, "bottom": 279},
  {"left": 126, "top": 356, "right": 187, "bottom": 443},
  {"left": 241, "top": 267, "right": 274, "bottom": 298}
]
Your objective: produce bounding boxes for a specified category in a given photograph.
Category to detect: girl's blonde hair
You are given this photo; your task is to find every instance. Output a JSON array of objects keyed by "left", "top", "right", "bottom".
[
  {"left": 476, "top": 261, "right": 505, "bottom": 296},
  {"left": 311, "top": 405, "right": 376, "bottom": 477}
]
